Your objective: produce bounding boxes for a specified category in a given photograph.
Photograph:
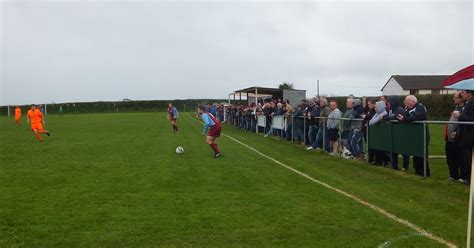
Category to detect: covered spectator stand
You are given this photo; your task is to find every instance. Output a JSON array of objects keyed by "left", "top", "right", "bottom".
[{"left": 229, "top": 86, "right": 306, "bottom": 107}]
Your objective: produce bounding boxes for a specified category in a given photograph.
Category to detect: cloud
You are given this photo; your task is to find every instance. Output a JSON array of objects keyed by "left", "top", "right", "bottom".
[{"left": 1, "top": 0, "right": 472, "bottom": 105}]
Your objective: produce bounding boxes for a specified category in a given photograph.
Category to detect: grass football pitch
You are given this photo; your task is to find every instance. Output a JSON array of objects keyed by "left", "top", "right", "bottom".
[{"left": 0, "top": 112, "right": 470, "bottom": 247}]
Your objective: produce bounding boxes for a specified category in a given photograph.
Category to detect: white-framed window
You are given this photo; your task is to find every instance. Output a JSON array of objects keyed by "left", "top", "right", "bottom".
[{"left": 410, "top": 89, "right": 419, "bottom": 95}]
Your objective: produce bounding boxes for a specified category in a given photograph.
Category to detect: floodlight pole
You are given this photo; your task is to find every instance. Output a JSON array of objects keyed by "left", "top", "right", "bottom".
[
  {"left": 317, "top": 80, "right": 320, "bottom": 98},
  {"left": 7, "top": 105, "right": 10, "bottom": 117},
  {"left": 467, "top": 146, "right": 474, "bottom": 248}
]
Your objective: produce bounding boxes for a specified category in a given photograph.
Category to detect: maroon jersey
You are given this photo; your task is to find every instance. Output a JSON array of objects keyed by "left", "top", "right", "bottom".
[
  {"left": 208, "top": 112, "right": 221, "bottom": 128},
  {"left": 205, "top": 112, "right": 221, "bottom": 137},
  {"left": 168, "top": 107, "right": 174, "bottom": 118}
]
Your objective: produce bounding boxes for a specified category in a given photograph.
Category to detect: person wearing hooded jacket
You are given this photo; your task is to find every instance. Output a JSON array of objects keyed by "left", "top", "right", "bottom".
[
  {"left": 369, "top": 100, "right": 387, "bottom": 126},
  {"left": 368, "top": 100, "right": 388, "bottom": 165}
]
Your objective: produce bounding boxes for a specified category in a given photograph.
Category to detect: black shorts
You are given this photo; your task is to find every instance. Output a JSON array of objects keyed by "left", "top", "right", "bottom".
[{"left": 327, "top": 128, "right": 339, "bottom": 141}]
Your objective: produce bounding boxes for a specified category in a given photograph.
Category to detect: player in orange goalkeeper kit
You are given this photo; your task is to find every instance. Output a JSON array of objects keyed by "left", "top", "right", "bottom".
[
  {"left": 27, "top": 105, "right": 50, "bottom": 142},
  {"left": 14, "top": 106, "right": 21, "bottom": 127}
]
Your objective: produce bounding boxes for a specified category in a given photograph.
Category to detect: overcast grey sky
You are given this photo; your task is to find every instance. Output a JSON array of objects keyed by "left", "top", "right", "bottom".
[{"left": 1, "top": 0, "right": 473, "bottom": 105}]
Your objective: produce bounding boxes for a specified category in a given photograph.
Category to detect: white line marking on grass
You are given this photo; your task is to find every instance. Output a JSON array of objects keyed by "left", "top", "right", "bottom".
[
  {"left": 185, "top": 113, "right": 457, "bottom": 248},
  {"left": 378, "top": 233, "right": 426, "bottom": 248}
]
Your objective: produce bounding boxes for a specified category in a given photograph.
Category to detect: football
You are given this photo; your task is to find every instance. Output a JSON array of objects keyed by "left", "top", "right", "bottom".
[{"left": 176, "top": 146, "right": 184, "bottom": 154}]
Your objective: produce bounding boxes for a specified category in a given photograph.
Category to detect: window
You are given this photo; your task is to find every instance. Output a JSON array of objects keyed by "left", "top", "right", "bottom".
[
  {"left": 431, "top": 89, "right": 440, "bottom": 95},
  {"left": 410, "top": 89, "right": 419, "bottom": 95}
]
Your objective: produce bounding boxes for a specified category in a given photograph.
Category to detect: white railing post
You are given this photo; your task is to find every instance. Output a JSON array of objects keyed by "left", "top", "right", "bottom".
[
  {"left": 322, "top": 118, "right": 326, "bottom": 151},
  {"left": 423, "top": 122, "right": 427, "bottom": 178},
  {"left": 366, "top": 120, "right": 370, "bottom": 163},
  {"left": 303, "top": 116, "right": 306, "bottom": 145},
  {"left": 467, "top": 146, "right": 474, "bottom": 248},
  {"left": 291, "top": 115, "right": 294, "bottom": 143}
]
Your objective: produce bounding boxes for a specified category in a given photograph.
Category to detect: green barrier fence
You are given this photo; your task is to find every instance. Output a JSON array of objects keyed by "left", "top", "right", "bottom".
[{"left": 368, "top": 123, "right": 427, "bottom": 157}]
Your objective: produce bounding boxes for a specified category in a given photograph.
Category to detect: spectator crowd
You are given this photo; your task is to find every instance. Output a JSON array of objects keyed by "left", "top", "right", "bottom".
[{"left": 201, "top": 90, "right": 474, "bottom": 184}]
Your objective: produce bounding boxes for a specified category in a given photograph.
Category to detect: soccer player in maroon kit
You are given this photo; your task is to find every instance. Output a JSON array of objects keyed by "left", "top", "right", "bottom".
[
  {"left": 198, "top": 105, "right": 222, "bottom": 158},
  {"left": 167, "top": 102, "right": 179, "bottom": 133}
]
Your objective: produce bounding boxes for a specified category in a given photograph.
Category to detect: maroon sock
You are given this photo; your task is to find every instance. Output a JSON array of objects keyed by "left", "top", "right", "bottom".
[
  {"left": 210, "top": 143, "right": 220, "bottom": 154},
  {"left": 174, "top": 125, "right": 179, "bottom": 131}
]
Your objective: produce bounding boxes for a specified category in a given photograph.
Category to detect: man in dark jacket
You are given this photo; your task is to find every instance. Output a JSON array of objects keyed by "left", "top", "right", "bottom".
[
  {"left": 397, "top": 95, "right": 430, "bottom": 177},
  {"left": 293, "top": 102, "right": 306, "bottom": 143},
  {"left": 350, "top": 99, "right": 365, "bottom": 159},
  {"left": 306, "top": 99, "right": 321, "bottom": 150},
  {"left": 445, "top": 92, "right": 465, "bottom": 181},
  {"left": 454, "top": 90, "right": 474, "bottom": 183},
  {"left": 364, "top": 99, "right": 377, "bottom": 164}
]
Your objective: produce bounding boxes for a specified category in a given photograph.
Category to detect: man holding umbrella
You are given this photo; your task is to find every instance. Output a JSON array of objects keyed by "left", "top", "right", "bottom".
[{"left": 454, "top": 90, "right": 474, "bottom": 183}]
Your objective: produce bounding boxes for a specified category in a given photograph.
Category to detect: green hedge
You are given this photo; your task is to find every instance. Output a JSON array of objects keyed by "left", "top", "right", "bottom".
[
  {"left": 326, "top": 94, "right": 455, "bottom": 120},
  {"left": 0, "top": 95, "right": 455, "bottom": 120},
  {"left": 0, "top": 99, "right": 241, "bottom": 116}
]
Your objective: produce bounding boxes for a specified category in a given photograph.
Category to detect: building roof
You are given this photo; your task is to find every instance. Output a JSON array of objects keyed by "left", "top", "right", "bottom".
[
  {"left": 381, "top": 75, "right": 449, "bottom": 91},
  {"left": 234, "top": 86, "right": 305, "bottom": 95}
]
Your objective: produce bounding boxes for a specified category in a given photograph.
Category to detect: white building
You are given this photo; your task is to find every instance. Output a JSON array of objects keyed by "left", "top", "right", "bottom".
[{"left": 381, "top": 75, "right": 457, "bottom": 95}]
